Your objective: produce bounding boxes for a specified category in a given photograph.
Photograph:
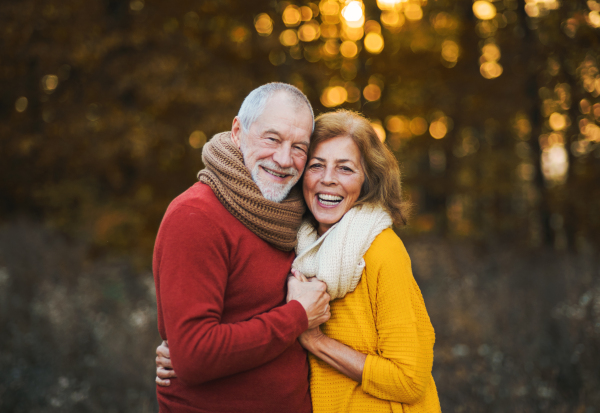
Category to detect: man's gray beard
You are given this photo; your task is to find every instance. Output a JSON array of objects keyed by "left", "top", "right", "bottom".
[
  {"left": 250, "top": 159, "right": 300, "bottom": 203},
  {"left": 240, "top": 137, "right": 300, "bottom": 202}
]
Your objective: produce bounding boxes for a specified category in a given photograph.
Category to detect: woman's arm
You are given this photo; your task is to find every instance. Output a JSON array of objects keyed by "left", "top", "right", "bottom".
[
  {"left": 359, "top": 231, "right": 435, "bottom": 404},
  {"left": 299, "top": 327, "right": 366, "bottom": 382}
]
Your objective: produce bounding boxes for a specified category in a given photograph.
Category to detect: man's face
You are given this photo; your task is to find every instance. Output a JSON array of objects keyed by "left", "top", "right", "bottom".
[{"left": 231, "top": 92, "right": 313, "bottom": 202}]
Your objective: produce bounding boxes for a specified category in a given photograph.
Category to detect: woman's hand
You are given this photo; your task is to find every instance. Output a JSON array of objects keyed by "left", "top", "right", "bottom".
[
  {"left": 156, "top": 340, "right": 177, "bottom": 386},
  {"left": 291, "top": 268, "right": 309, "bottom": 282},
  {"left": 299, "top": 326, "right": 326, "bottom": 352}
]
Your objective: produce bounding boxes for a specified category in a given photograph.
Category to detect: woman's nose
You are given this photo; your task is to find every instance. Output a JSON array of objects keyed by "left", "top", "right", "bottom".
[{"left": 321, "top": 167, "right": 337, "bottom": 185}]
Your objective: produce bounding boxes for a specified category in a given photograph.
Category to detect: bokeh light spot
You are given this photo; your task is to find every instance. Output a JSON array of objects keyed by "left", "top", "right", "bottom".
[
  {"left": 482, "top": 43, "right": 500, "bottom": 61},
  {"left": 283, "top": 5, "right": 301, "bottom": 27},
  {"left": 441, "top": 40, "right": 459, "bottom": 63},
  {"left": 320, "top": 0, "right": 340, "bottom": 16},
  {"left": 410, "top": 117, "right": 428, "bottom": 135},
  {"left": 230, "top": 26, "right": 249, "bottom": 43},
  {"left": 363, "top": 84, "right": 381, "bottom": 101},
  {"left": 364, "top": 32, "right": 384, "bottom": 54},
  {"left": 320, "top": 23, "right": 339, "bottom": 38},
  {"left": 15, "top": 96, "right": 28, "bottom": 112},
  {"left": 300, "top": 6, "right": 313, "bottom": 21},
  {"left": 343, "top": 26, "right": 364, "bottom": 41},
  {"left": 321, "top": 86, "right": 348, "bottom": 107},
  {"left": 364, "top": 20, "right": 382, "bottom": 34},
  {"left": 280, "top": 29, "right": 299, "bottom": 47},
  {"left": 254, "top": 13, "right": 273, "bottom": 36},
  {"left": 542, "top": 145, "right": 568, "bottom": 184},
  {"left": 340, "top": 41, "right": 358, "bottom": 58},
  {"left": 322, "top": 39, "right": 339, "bottom": 56},
  {"left": 376, "top": 0, "right": 403, "bottom": 11},
  {"left": 589, "top": 11, "right": 600, "bottom": 28},
  {"left": 473, "top": 1, "right": 496, "bottom": 20},
  {"left": 430, "top": 121, "right": 448, "bottom": 139},
  {"left": 593, "top": 103, "right": 600, "bottom": 120},
  {"left": 42, "top": 75, "right": 59, "bottom": 93},
  {"left": 341, "top": 1, "right": 364, "bottom": 24},
  {"left": 130, "top": 0, "right": 144, "bottom": 11},
  {"left": 386, "top": 116, "right": 403, "bottom": 133},
  {"left": 189, "top": 131, "right": 207, "bottom": 149},
  {"left": 404, "top": 4, "right": 423, "bottom": 21},
  {"left": 549, "top": 112, "right": 567, "bottom": 131},
  {"left": 480, "top": 61, "right": 503, "bottom": 79},
  {"left": 298, "top": 21, "right": 320, "bottom": 42},
  {"left": 380, "top": 10, "right": 405, "bottom": 31}
]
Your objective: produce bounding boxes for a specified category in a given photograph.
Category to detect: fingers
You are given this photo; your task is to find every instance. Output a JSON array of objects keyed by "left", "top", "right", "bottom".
[
  {"left": 157, "top": 366, "right": 177, "bottom": 379},
  {"left": 156, "top": 341, "right": 171, "bottom": 359},
  {"left": 156, "top": 355, "right": 173, "bottom": 369},
  {"left": 157, "top": 346, "right": 171, "bottom": 360},
  {"left": 291, "top": 269, "right": 309, "bottom": 282},
  {"left": 308, "top": 278, "right": 327, "bottom": 291},
  {"left": 156, "top": 376, "right": 171, "bottom": 387}
]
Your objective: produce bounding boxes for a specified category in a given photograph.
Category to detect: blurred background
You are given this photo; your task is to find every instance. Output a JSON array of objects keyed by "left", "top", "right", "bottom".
[{"left": 1, "top": 0, "right": 599, "bottom": 411}]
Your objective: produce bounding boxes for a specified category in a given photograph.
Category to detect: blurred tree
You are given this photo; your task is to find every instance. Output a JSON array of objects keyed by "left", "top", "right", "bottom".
[{"left": 1, "top": 0, "right": 599, "bottom": 259}]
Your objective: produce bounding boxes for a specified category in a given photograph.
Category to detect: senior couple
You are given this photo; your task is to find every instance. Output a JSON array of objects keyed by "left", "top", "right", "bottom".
[{"left": 152, "top": 83, "right": 441, "bottom": 413}]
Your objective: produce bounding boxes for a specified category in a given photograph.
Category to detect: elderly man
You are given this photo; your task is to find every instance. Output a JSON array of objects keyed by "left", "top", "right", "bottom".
[{"left": 152, "top": 83, "right": 330, "bottom": 413}]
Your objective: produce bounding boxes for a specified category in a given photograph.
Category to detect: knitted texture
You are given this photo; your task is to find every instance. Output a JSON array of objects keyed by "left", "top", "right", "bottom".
[
  {"left": 309, "top": 229, "right": 441, "bottom": 413},
  {"left": 197, "top": 131, "right": 305, "bottom": 251},
  {"left": 292, "top": 204, "right": 392, "bottom": 299}
]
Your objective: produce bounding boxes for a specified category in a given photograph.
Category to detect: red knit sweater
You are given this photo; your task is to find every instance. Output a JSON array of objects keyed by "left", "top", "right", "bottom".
[{"left": 153, "top": 182, "right": 311, "bottom": 413}]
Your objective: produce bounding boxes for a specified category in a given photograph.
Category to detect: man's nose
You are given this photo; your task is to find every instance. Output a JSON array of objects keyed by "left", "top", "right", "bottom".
[{"left": 272, "top": 146, "right": 293, "bottom": 169}]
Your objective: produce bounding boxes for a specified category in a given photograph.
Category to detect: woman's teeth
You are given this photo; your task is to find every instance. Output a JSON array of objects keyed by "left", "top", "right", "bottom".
[{"left": 317, "top": 194, "right": 343, "bottom": 206}]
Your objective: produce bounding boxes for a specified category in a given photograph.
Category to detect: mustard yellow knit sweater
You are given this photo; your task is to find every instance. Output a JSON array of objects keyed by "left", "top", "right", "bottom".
[{"left": 309, "top": 228, "right": 441, "bottom": 413}]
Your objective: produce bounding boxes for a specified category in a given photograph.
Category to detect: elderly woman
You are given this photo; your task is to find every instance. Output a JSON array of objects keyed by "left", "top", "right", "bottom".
[{"left": 157, "top": 110, "right": 441, "bottom": 412}]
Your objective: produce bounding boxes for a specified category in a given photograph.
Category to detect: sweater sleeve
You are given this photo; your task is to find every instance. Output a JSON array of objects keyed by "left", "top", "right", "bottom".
[
  {"left": 360, "top": 231, "right": 435, "bottom": 404},
  {"left": 155, "top": 204, "right": 308, "bottom": 386}
]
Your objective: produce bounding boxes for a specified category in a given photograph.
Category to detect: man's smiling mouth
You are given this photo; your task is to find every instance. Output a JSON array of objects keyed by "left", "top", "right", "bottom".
[
  {"left": 262, "top": 166, "right": 290, "bottom": 179},
  {"left": 317, "top": 193, "right": 343, "bottom": 206}
]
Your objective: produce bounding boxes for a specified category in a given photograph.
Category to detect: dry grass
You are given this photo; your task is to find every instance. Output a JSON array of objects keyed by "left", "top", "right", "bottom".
[{"left": 0, "top": 222, "right": 598, "bottom": 412}]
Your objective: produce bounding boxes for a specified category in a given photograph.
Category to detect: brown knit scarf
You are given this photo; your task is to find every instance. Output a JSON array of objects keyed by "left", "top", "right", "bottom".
[{"left": 197, "top": 132, "right": 306, "bottom": 251}]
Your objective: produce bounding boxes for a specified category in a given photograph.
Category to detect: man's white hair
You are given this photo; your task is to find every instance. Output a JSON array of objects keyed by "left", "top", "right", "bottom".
[{"left": 237, "top": 82, "right": 314, "bottom": 133}]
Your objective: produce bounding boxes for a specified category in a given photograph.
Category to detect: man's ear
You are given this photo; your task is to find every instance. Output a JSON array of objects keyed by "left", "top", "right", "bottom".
[{"left": 231, "top": 117, "right": 242, "bottom": 149}]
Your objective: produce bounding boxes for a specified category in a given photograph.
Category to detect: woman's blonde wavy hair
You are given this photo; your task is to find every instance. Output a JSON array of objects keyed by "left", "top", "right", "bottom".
[{"left": 307, "top": 109, "right": 410, "bottom": 227}]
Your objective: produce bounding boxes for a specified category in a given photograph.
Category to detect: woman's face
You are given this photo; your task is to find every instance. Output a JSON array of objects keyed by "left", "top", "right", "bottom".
[{"left": 303, "top": 135, "right": 365, "bottom": 235}]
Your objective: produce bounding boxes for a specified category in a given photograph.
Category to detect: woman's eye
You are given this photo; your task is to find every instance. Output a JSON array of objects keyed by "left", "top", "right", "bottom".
[
  {"left": 341, "top": 166, "right": 354, "bottom": 172},
  {"left": 309, "top": 163, "right": 323, "bottom": 169}
]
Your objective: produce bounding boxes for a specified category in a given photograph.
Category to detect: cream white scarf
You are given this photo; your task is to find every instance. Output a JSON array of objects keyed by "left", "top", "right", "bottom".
[{"left": 292, "top": 204, "right": 392, "bottom": 300}]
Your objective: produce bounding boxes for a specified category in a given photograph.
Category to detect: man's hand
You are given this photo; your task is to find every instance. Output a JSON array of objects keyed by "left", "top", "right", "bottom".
[
  {"left": 156, "top": 340, "right": 177, "bottom": 387},
  {"left": 287, "top": 270, "right": 331, "bottom": 329}
]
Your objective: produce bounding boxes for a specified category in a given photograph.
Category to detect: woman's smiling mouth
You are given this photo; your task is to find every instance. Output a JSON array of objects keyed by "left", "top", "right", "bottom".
[{"left": 317, "top": 193, "right": 344, "bottom": 207}]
